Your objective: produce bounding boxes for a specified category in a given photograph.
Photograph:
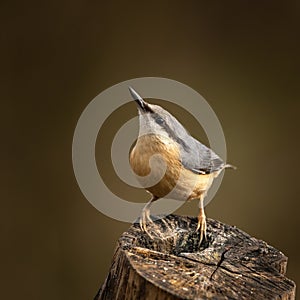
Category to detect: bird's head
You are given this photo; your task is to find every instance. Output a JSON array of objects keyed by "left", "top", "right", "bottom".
[{"left": 129, "top": 86, "right": 189, "bottom": 141}]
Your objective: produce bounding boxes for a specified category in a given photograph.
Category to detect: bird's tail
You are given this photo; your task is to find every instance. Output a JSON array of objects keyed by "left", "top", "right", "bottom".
[{"left": 224, "top": 163, "right": 237, "bottom": 170}]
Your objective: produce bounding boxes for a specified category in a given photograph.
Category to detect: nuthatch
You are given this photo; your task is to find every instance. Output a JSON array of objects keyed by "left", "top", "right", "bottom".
[{"left": 129, "top": 87, "right": 234, "bottom": 244}]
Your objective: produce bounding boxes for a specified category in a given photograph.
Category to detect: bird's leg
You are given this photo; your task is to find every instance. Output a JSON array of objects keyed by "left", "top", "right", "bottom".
[
  {"left": 139, "top": 196, "right": 158, "bottom": 238},
  {"left": 196, "top": 195, "right": 207, "bottom": 245}
]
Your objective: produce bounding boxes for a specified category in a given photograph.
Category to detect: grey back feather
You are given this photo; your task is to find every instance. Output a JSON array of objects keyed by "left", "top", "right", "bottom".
[{"left": 149, "top": 105, "right": 225, "bottom": 174}]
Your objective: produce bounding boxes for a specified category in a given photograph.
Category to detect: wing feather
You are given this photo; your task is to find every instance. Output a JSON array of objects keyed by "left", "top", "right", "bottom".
[{"left": 179, "top": 135, "right": 224, "bottom": 174}]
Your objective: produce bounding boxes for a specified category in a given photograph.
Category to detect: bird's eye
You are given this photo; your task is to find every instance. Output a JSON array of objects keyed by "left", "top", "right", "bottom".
[{"left": 155, "top": 116, "right": 165, "bottom": 125}]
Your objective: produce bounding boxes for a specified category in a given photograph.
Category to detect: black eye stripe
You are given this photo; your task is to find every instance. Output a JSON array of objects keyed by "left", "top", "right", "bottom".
[
  {"left": 151, "top": 113, "right": 190, "bottom": 151},
  {"left": 155, "top": 116, "right": 164, "bottom": 125},
  {"left": 151, "top": 113, "right": 165, "bottom": 125}
]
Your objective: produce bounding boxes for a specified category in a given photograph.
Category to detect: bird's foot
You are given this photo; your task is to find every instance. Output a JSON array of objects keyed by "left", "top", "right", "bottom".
[
  {"left": 139, "top": 208, "right": 154, "bottom": 239},
  {"left": 196, "top": 209, "right": 207, "bottom": 246}
]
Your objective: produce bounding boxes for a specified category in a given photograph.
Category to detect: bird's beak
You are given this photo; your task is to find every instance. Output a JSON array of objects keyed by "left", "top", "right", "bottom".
[{"left": 128, "top": 86, "right": 150, "bottom": 112}]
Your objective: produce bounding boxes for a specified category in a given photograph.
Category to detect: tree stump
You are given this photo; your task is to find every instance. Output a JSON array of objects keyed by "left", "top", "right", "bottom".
[{"left": 95, "top": 215, "right": 296, "bottom": 300}]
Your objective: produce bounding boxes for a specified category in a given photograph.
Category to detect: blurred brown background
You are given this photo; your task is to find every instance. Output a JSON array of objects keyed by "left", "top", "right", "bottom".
[{"left": 1, "top": 1, "right": 299, "bottom": 299}]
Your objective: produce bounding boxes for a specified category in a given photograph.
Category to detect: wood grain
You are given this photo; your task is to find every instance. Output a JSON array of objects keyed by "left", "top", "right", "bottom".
[{"left": 95, "top": 215, "right": 296, "bottom": 300}]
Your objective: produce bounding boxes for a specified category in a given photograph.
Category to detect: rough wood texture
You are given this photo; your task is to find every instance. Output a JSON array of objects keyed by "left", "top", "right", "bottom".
[{"left": 96, "top": 215, "right": 296, "bottom": 300}]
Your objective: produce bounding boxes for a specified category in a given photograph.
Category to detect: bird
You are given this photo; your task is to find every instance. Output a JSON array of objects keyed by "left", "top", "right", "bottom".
[{"left": 128, "top": 86, "right": 234, "bottom": 244}]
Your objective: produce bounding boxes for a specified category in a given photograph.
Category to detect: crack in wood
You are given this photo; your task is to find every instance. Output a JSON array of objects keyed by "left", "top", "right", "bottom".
[
  {"left": 209, "top": 247, "right": 231, "bottom": 281},
  {"left": 97, "top": 215, "right": 296, "bottom": 300}
]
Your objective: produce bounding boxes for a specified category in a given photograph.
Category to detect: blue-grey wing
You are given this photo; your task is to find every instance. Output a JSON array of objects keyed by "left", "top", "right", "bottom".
[{"left": 179, "top": 136, "right": 224, "bottom": 174}]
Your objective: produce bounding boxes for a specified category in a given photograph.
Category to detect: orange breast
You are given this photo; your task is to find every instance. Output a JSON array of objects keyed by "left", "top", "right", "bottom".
[{"left": 130, "top": 134, "right": 217, "bottom": 201}]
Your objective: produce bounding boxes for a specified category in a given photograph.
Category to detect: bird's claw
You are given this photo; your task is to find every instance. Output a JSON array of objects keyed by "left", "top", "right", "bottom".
[{"left": 139, "top": 208, "right": 154, "bottom": 239}]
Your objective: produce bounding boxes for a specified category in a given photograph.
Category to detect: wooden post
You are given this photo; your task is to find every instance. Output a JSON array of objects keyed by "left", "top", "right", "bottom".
[{"left": 95, "top": 215, "right": 296, "bottom": 300}]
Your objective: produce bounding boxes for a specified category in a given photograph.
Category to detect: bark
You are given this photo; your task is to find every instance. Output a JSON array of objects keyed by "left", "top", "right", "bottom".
[{"left": 96, "top": 214, "right": 296, "bottom": 300}]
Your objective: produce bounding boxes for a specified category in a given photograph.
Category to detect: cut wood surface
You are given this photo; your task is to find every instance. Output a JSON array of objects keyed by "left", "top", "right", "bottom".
[{"left": 95, "top": 215, "right": 296, "bottom": 300}]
